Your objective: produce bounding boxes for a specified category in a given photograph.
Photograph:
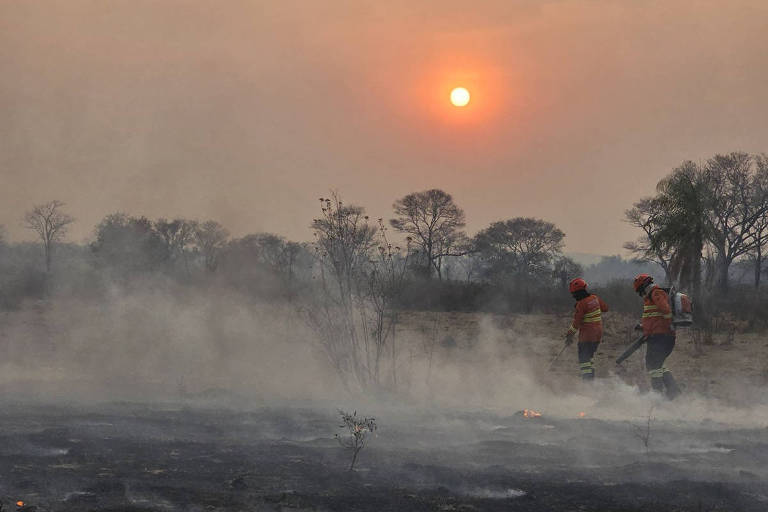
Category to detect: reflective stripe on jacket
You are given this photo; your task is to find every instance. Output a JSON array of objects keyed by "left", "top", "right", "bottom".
[
  {"left": 641, "top": 286, "right": 674, "bottom": 336},
  {"left": 567, "top": 294, "right": 609, "bottom": 342}
]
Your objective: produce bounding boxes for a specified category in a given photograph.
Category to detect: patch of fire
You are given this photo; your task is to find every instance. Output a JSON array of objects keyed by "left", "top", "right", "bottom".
[
  {"left": 578, "top": 412, "right": 586, "bottom": 418},
  {"left": 15, "top": 501, "right": 37, "bottom": 512},
  {"left": 518, "top": 409, "right": 542, "bottom": 419}
]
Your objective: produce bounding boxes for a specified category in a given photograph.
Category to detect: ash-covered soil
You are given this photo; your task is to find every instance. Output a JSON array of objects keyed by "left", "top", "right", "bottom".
[{"left": 0, "top": 402, "right": 766, "bottom": 511}]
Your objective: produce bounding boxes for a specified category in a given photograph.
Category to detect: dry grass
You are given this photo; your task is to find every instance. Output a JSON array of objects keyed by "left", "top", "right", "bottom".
[{"left": 397, "top": 310, "right": 768, "bottom": 405}]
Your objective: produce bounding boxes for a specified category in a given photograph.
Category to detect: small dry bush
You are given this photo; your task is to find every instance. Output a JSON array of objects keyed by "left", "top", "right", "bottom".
[{"left": 335, "top": 409, "right": 377, "bottom": 471}]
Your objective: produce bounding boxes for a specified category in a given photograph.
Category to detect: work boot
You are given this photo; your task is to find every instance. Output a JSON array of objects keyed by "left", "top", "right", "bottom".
[
  {"left": 650, "top": 377, "right": 665, "bottom": 394},
  {"left": 663, "top": 372, "right": 680, "bottom": 400}
]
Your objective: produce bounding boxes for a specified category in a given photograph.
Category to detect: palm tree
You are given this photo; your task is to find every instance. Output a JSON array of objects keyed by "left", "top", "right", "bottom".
[{"left": 653, "top": 161, "right": 709, "bottom": 300}]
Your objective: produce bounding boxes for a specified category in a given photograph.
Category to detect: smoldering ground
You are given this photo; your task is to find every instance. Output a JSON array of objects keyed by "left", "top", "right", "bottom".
[
  {"left": 1, "top": 287, "right": 767, "bottom": 510},
  {"left": 4, "top": 281, "right": 768, "bottom": 422}
]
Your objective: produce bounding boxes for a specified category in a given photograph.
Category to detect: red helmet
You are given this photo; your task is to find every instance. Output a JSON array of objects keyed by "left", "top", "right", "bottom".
[
  {"left": 633, "top": 274, "right": 653, "bottom": 292},
  {"left": 569, "top": 278, "right": 587, "bottom": 293}
]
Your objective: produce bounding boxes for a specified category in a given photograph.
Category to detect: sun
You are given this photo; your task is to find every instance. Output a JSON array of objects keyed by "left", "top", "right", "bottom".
[{"left": 450, "top": 87, "right": 470, "bottom": 107}]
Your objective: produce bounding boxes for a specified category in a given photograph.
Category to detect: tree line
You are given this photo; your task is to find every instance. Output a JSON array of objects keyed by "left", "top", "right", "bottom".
[
  {"left": 625, "top": 152, "right": 768, "bottom": 296},
  {"left": 5, "top": 150, "right": 768, "bottom": 317},
  {"left": 2, "top": 190, "right": 580, "bottom": 301}
]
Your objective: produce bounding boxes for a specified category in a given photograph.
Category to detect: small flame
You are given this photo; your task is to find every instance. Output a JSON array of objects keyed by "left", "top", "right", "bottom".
[
  {"left": 16, "top": 501, "right": 24, "bottom": 507},
  {"left": 521, "top": 409, "right": 542, "bottom": 418},
  {"left": 578, "top": 412, "right": 586, "bottom": 418}
]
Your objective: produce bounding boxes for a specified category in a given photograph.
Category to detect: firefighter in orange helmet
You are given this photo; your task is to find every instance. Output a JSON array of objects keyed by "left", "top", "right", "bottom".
[
  {"left": 633, "top": 274, "right": 680, "bottom": 399},
  {"left": 565, "top": 278, "right": 608, "bottom": 380}
]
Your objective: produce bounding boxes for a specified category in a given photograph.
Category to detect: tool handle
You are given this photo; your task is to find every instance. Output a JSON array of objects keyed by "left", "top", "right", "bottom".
[
  {"left": 616, "top": 336, "right": 647, "bottom": 365},
  {"left": 547, "top": 342, "right": 569, "bottom": 370}
]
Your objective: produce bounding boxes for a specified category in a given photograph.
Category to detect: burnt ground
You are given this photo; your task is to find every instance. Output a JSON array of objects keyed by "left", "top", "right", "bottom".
[{"left": 0, "top": 401, "right": 766, "bottom": 512}]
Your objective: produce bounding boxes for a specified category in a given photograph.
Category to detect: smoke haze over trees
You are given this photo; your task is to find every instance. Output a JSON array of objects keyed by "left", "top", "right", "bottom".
[
  {"left": 3, "top": 165, "right": 768, "bottom": 391},
  {"left": 6, "top": 167, "right": 768, "bottom": 322}
]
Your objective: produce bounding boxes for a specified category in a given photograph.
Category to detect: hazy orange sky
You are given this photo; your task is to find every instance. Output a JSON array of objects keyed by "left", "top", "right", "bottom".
[{"left": 2, "top": 0, "right": 767, "bottom": 255}]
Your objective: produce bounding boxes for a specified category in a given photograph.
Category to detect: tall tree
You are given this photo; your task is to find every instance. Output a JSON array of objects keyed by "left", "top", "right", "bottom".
[
  {"left": 23, "top": 200, "right": 74, "bottom": 274},
  {"left": 390, "top": 189, "right": 467, "bottom": 280},
  {"left": 704, "top": 152, "right": 768, "bottom": 291},
  {"left": 625, "top": 161, "right": 709, "bottom": 296},
  {"left": 474, "top": 217, "right": 565, "bottom": 279},
  {"left": 194, "top": 220, "right": 229, "bottom": 272},
  {"left": 154, "top": 218, "right": 197, "bottom": 273},
  {"left": 654, "top": 162, "right": 709, "bottom": 296},
  {"left": 223, "top": 233, "right": 303, "bottom": 284},
  {"left": 91, "top": 213, "right": 168, "bottom": 272},
  {"left": 748, "top": 154, "right": 768, "bottom": 287},
  {"left": 474, "top": 217, "right": 565, "bottom": 313}
]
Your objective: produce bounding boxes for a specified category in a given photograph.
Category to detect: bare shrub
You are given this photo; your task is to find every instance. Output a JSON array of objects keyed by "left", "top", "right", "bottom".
[
  {"left": 335, "top": 409, "right": 377, "bottom": 471},
  {"left": 302, "top": 194, "right": 409, "bottom": 392},
  {"left": 629, "top": 406, "right": 655, "bottom": 455}
]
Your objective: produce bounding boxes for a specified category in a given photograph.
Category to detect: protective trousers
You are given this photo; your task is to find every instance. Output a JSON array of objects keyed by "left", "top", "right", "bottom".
[
  {"left": 578, "top": 341, "right": 599, "bottom": 381},
  {"left": 645, "top": 334, "right": 680, "bottom": 399}
]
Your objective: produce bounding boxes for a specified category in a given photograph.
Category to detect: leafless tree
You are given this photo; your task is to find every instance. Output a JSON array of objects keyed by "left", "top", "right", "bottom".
[
  {"left": 390, "top": 189, "right": 468, "bottom": 280},
  {"left": 624, "top": 197, "right": 673, "bottom": 283},
  {"left": 304, "top": 195, "right": 409, "bottom": 391},
  {"left": 704, "top": 152, "right": 768, "bottom": 291},
  {"left": 23, "top": 200, "right": 74, "bottom": 274},
  {"left": 194, "top": 220, "right": 229, "bottom": 272},
  {"left": 305, "top": 194, "right": 377, "bottom": 389},
  {"left": 747, "top": 154, "right": 768, "bottom": 288}
]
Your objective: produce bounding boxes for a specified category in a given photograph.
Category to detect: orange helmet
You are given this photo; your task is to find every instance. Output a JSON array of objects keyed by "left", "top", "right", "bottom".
[
  {"left": 633, "top": 274, "right": 653, "bottom": 292},
  {"left": 569, "top": 278, "right": 587, "bottom": 293}
]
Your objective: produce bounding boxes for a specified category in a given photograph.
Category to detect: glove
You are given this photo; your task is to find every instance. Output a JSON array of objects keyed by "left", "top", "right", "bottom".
[
  {"left": 634, "top": 323, "right": 643, "bottom": 331},
  {"left": 564, "top": 333, "right": 575, "bottom": 346}
]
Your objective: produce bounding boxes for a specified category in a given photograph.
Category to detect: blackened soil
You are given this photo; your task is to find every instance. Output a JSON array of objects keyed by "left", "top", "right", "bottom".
[{"left": 0, "top": 403, "right": 766, "bottom": 511}]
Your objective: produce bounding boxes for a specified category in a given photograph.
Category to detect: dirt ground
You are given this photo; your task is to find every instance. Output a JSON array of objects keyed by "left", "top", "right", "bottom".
[{"left": 398, "top": 310, "right": 768, "bottom": 405}]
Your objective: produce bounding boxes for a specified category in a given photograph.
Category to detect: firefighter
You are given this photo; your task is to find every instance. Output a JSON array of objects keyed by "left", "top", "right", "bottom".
[
  {"left": 633, "top": 274, "right": 681, "bottom": 399},
  {"left": 564, "top": 278, "right": 608, "bottom": 380}
]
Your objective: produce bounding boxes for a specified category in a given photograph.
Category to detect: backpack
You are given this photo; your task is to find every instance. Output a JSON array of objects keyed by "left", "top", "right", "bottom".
[{"left": 661, "top": 287, "right": 693, "bottom": 327}]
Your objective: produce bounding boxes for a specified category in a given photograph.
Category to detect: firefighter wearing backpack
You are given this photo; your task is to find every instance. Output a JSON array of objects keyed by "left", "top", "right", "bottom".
[
  {"left": 633, "top": 274, "right": 681, "bottom": 399},
  {"left": 564, "top": 278, "right": 608, "bottom": 380}
]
